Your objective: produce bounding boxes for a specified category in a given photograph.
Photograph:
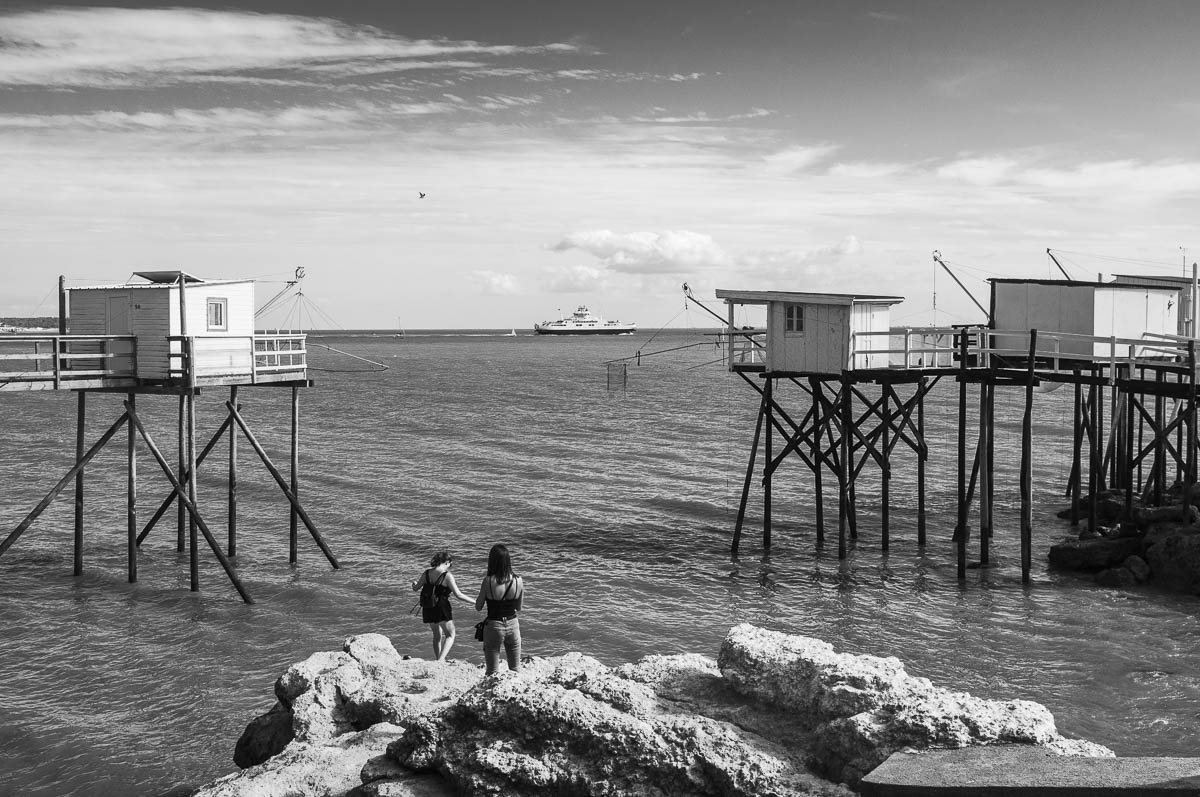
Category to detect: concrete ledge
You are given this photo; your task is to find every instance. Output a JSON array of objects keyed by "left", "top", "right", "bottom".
[{"left": 861, "top": 747, "right": 1200, "bottom": 796}]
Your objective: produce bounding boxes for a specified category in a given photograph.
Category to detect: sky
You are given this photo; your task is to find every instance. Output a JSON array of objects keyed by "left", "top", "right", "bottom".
[{"left": 3, "top": 1, "right": 1200, "bottom": 330}]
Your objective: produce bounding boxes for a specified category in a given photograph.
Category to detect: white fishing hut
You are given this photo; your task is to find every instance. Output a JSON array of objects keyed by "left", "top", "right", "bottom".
[
  {"left": 63, "top": 271, "right": 302, "bottom": 385},
  {"left": 988, "top": 278, "right": 1182, "bottom": 361},
  {"left": 715, "top": 290, "right": 904, "bottom": 373},
  {"left": 1108, "top": 274, "right": 1197, "bottom": 337}
]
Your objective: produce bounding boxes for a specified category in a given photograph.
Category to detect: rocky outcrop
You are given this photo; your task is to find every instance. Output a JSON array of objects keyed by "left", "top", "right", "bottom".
[
  {"left": 1050, "top": 492, "right": 1200, "bottom": 594},
  {"left": 197, "top": 627, "right": 1111, "bottom": 797},
  {"left": 716, "top": 625, "right": 1111, "bottom": 787},
  {"left": 385, "top": 651, "right": 850, "bottom": 797}
]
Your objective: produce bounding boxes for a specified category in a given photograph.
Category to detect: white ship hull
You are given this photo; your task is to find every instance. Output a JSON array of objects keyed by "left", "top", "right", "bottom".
[{"left": 534, "top": 306, "right": 635, "bottom": 335}]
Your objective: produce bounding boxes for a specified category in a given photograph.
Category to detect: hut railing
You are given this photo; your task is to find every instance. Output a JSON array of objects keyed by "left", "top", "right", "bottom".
[
  {"left": 850, "top": 326, "right": 968, "bottom": 369},
  {"left": 726, "top": 329, "right": 766, "bottom": 368},
  {"left": 0, "top": 334, "right": 137, "bottom": 386},
  {"left": 849, "top": 327, "right": 1193, "bottom": 374},
  {"left": 253, "top": 334, "right": 307, "bottom": 377},
  {"left": 167, "top": 334, "right": 307, "bottom": 381}
]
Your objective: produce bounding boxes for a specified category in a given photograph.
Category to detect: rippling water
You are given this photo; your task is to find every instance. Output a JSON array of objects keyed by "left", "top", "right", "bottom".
[{"left": 0, "top": 330, "right": 1198, "bottom": 796}]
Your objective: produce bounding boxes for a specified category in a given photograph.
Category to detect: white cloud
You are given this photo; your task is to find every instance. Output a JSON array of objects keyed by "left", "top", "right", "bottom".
[
  {"left": 936, "top": 156, "right": 1019, "bottom": 186},
  {"left": 828, "top": 161, "right": 908, "bottom": 179},
  {"left": 761, "top": 144, "right": 840, "bottom": 174},
  {"left": 550, "top": 230, "right": 732, "bottom": 274},
  {"left": 475, "top": 271, "right": 520, "bottom": 295},
  {"left": 540, "top": 264, "right": 608, "bottom": 293},
  {"left": 0, "top": 7, "right": 578, "bottom": 87}
]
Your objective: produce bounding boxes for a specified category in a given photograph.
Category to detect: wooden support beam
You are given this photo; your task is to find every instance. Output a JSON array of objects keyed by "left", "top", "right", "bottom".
[
  {"left": 290, "top": 386, "right": 299, "bottom": 563},
  {"left": 186, "top": 341, "right": 199, "bottom": 592},
  {"left": 979, "top": 377, "right": 991, "bottom": 566},
  {"left": 881, "top": 387, "right": 890, "bottom": 552},
  {"left": 917, "top": 377, "right": 927, "bottom": 546},
  {"left": 73, "top": 391, "right": 85, "bottom": 576},
  {"left": 127, "top": 392, "right": 137, "bottom": 583},
  {"left": 1070, "top": 373, "right": 1083, "bottom": 525},
  {"left": 225, "top": 400, "right": 340, "bottom": 569},
  {"left": 731, "top": 387, "right": 767, "bottom": 556},
  {"left": 839, "top": 373, "right": 851, "bottom": 559},
  {"left": 956, "top": 330, "right": 969, "bottom": 579},
  {"left": 811, "top": 378, "right": 825, "bottom": 545},
  {"left": 1188, "top": 342, "right": 1197, "bottom": 510},
  {"left": 0, "top": 411, "right": 128, "bottom": 558},
  {"left": 137, "top": 414, "right": 233, "bottom": 545},
  {"left": 124, "top": 400, "right": 254, "bottom": 604},
  {"left": 762, "top": 378, "right": 773, "bottom": 551},
  {"left": 229, "top": 386, "right": 238, "bottom": 557},
  {"left": 177, "top": 393, "right": 186, "bottom": 553},
  {"left": 1020, "top": 331, "right": 1037, "bottom": 584}
]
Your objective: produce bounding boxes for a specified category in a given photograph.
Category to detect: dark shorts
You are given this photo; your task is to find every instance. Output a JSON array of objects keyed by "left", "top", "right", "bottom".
[{"left": 422, "top": 600, "right": 452, "bottom": 624}]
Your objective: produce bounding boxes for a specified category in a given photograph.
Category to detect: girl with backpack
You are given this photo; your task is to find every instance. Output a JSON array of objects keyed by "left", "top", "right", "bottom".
[{"left": 411, "top": 551, "right": 472, "bottom": 662}]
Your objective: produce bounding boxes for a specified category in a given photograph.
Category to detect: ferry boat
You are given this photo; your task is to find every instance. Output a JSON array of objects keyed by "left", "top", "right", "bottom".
[{"left": 534, "top": 306, "right": 636, "bottom": 335}]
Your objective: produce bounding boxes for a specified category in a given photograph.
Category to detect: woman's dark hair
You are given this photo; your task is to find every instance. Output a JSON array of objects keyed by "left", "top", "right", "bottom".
[
  {"left": 486, "top": 544, "right": 514, "bottom": 582},
  {"left": 430, "top": 551, "right": 452, "bottom": 567}
]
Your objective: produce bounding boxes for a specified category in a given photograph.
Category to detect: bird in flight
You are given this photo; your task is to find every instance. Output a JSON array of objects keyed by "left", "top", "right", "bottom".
[{"left": 418, "top": 192, "right": 426, "bottom": 198}]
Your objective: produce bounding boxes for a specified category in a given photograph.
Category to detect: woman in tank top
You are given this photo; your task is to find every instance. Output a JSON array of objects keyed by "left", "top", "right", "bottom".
[
  {"left": 411, "top": 551, "right": 471, "bottom": 662},
  {"left": 475, "top": 543, "right": 524, "bottom": 674}
]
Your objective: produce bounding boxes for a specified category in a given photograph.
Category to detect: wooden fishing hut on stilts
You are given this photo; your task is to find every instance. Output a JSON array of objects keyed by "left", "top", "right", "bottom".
[
  {"left": 0, "top": 271, "right": 339, "bottom": 603},
  {"left": 711, "top": 277, "right": 1200, "bottom": 585}
]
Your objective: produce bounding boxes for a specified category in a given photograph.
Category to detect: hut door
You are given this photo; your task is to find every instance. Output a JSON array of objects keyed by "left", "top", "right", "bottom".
[{"left": 105, "top": 294, "right": 131, "bottom": 335}]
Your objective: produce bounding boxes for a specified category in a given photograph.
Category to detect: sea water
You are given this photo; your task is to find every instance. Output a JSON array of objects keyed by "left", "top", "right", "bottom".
[{"left": 0, "top": 330, "right": 1197, "bottom": 796}]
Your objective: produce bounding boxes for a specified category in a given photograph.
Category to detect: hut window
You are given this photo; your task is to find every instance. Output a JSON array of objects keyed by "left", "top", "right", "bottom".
[
  {"left": 207, "top": 298, "right": 228, "bottom": 331},
  {"left": 785, "top": 304, "right": 805, "bottom": 333}
]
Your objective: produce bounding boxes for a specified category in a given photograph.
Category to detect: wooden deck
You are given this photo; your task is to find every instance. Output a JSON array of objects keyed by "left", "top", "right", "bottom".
[
  {"left": 726, "top": 325, "right": 1198, "bottom": 384},
  {"left": 0, "top": 332, "right": 308, "bottom": 391}
]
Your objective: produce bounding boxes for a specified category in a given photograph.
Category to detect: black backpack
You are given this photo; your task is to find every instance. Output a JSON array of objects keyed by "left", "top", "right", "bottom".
[{"left": 419, "top": 570, "right": 444, "bottom": 608}]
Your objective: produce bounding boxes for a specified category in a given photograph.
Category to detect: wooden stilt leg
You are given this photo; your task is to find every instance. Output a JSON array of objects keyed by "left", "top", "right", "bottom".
[
  {"left": 186, "top": 340, "right": 199, "bottom": 592},
  {"left": 763, "top": 378, "right": 773, "bottom": 552},
  {"left": 229, "top": 386, "right": 238, "bottom": 557},
  {"left": 956, "top": 332, "right": 969, "bottom": 580},
  {"left": 733, "top": 389, "right": 767, "bottom": 556},
  {"left": 1020, "top": 332, "right": 1038, "bottom": 584},
  {"left": 125, "top": 401, "right": 254, "bottom": 604},
  {"left": 917, "top": 377, "right": 927, "bottom": 547},
  {"left": 290, "top": 386, "right": 299, "bottom": 564},
  {"left": 74, "top": 391, "right": 86, "bottom": 576},
  {"left": 177, "top": 393, "right": 186, "bottom": 552},
  {"left": 881, "top": 387, "right": 890, "bottom": 552},
  {"left": 127, "top": 392, "right": 137, "bottom": 583},
  {"left": 839, "top": 374, "right": 851, "bottom": 560},
  {"left": 226, "top": 401, "right": 340, "bottom": 569},
  {"left": 812, "top": 379, "right": 825, "bottom": 546},
  {"left": 979, "top": 379, "right": 991, "bottom": 566},
  {"left": 1, "top": 412, "right": 128, "bottom": 557}
]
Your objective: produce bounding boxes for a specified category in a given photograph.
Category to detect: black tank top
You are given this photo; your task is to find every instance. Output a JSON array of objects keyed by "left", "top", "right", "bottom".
[{"left": 485, "top": 578, "right": 520, "bottom": 620}]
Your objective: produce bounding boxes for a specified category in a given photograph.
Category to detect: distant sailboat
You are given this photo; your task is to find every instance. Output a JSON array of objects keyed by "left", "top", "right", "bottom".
[
  {"left": 395, "top": 316, "right": 405, "bottom": 338},
  {"left": 507, "top": 329, "right": 517, "bottom": 336}
]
